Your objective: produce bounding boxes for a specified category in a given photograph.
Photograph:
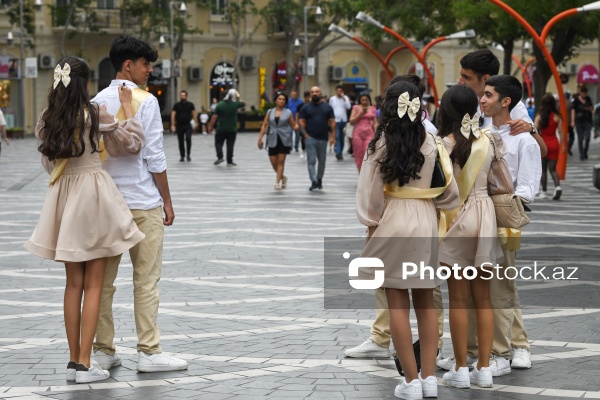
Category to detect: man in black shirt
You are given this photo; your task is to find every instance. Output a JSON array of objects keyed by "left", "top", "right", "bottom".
[
  {"left": 571, "top": 86, "right": 594, "bottom": 160},
  {"left": 298, "top": 86, "right": 336, "bottom": 191},
  {"left": 171, "top": 90, "right": 199, "bottom": 161}
]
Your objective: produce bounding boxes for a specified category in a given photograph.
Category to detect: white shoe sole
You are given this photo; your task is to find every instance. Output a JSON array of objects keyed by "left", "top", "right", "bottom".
[
  {"left": 443, "top": 378, "right": 470, "bottom": 389},
  {"left": 75, "top": 372, "right": 110, "bottom": 383},
  {"left": 491, "top": 367, "right": 511, "bottom": 377},
  {"left": 394, "top": 389, "right": 423, "bottom": 399},
  {"left": 471, "top": 376, "right": 493, "bottom": 388},
  {"left": 422, "top": 387, "right": 437, "bottom": 397},
  {"left": 511, "top": 361, "right": 532, "bottom": 369},
  {"left": 136, "top": 363, "right": 188, "bottom": 372},
  {"left": 66, "top": 370, "right": 76, "bottom": 381},
  {"left": 344, "top": 350, "right": 390, "bottom": 358}
]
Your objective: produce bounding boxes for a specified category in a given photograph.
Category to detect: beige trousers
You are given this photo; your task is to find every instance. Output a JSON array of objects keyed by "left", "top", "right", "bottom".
[
  {"left": 370, "top": 287, "right": 444, "bottom": 351},
  {"left": 93, "top": 207, "right": 164, "bottom": 355},
  {"left": 466, "top": 247, "right": 529, "bottom": 359}
]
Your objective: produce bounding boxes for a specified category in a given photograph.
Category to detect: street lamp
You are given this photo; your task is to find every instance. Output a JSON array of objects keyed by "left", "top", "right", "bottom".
[
  {"left": 328, "top": 23, "right": 393, "bottom": 78},
  {"left": 488, "top": 0, "right": 600, "bottom": 178},
  {"left": 356, "top": 11, "right": 441, "bottom": 107},
  {"left": 303, "top": 5, "right": 322, "bottom": 92},
  {"left": 6, "top": 0, "right": 26, "bottom": 130},
  {"left": 167, "top": 1, "right": 186, "bottom": 109}
]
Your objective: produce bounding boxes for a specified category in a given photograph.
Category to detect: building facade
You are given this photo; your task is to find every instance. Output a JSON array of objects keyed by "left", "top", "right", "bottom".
[{"left": 0, "top": 0, "right": 597, "bottom": 134}]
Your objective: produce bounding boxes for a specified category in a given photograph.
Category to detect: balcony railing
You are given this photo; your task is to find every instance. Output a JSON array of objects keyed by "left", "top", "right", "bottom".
[{"left": 51, "top": 7, "right": 139, "bottom": 31}]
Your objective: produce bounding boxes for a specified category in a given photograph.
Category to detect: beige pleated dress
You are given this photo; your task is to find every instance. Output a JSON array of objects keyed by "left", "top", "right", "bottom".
[
  {"left": 356, "top": 134, "right": 460, "bottom": 289},
  {"left": 24, "top": 108, "right": 146, "bottom": 263},
  {"left": 438, "top": 132, "right": 506, "bottom": 268}
]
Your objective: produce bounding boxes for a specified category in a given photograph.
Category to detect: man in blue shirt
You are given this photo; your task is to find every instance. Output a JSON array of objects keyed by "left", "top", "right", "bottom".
[
  {"left": 287, "top": 90, "right": 304, "bottom": 154},
  {"left": 298, "top": 86, "right": 336, "bottom": 191}
]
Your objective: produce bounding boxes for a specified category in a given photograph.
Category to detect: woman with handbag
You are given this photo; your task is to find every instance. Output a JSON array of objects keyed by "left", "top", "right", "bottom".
[
  {"left": 349, "top": 94, "right": 376, "bottom": 172},
  {"left": 437, "top": 85, "right": 507, "bottom": 389},
  {"left": 257, "top": 92, "right": 299, "bottom": 190},
  {"left": 535, "top": 93, "right": 566, "bottom": 200},
  {"left": 356, "top": 81, "right": 459, "bottom": 399}
]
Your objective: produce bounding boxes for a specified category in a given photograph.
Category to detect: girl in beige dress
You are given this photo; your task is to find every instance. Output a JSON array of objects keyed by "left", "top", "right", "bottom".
[
  {"left": 23, "top": 57, "right": 145, "bottom": 384},
  {"left": 437, "top": 85, "right": 506, "bottom": 389},
  {"left": 356, "top": 81, "right": 459, "bottom": 399}
]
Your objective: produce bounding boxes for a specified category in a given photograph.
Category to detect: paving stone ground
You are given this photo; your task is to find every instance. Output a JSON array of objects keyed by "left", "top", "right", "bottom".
[{"left": 0, "top": 131, "right": 599, "bottom": 399}]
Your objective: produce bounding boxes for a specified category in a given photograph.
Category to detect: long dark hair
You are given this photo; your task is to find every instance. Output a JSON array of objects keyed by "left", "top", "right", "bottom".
[
  {"left": 538, "top": 93, "right": 561, "bottom": 129},
  {"left": 38, "top": 56, "right": 98, "bottom": 161},
  {"left": 367, "top": 81, "right": 425, "bottom": 186},
  {"left": 437, "top": 85, "right": 479, "bottom": 169}
]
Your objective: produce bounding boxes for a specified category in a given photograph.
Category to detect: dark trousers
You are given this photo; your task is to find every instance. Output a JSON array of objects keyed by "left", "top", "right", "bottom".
[
  {"left": 215, "top": 131, "right": 237, "bottom": 163},
  {"left": 576, "top": 121, "right": 592, "bottom": 160},
  {"left": 176, "top": 124, "right": 192, "bottom": 158},
  {"left": 568, "top": 126, "right": 575, "bottom": 153}
]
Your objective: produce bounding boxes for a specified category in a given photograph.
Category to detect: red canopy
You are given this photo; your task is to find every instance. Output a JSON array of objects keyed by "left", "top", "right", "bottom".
[{"left": 577, "top": 64, "right": 600, "bottom": 84}]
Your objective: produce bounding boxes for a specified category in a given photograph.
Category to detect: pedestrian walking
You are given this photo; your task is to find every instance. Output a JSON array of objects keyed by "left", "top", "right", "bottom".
[
  {"left": 91, "top": 36, "right": 186, "bottom": 373},
  {"left": 571, "top": 85, "right": 593, "bottom": 160},
  {"left": 171, "top": 90, "right": 198, "bottom": 161},
  {"left": 0, "top": 108, "right": 9, "bottom": 156},
  {"left": 24, "top": 56, "right": 145, "bottom": 384},
  {"left": 356, "top": 81, "right": 459, "bottom": 399},
  {"left": 349, "top": 93, "right": 376, "bottom": 172},
  {"left": 287, "top": 89, "right": 304, "bottom": 153},
  {"left": 257, "top": 92, "right": 299, "bottom": 189},
  {"left": 208, "top": 88, "right": 245, "bottom": 166},
  {"left": 536, "top": 93, "right": 565, "bottom": 200},
  {"left": 200, "top": 107, "right": 209, "bottom": 135},
  {"left": 298, "top": 86, "right": 336, "bottom": 191},
  {"left": 328, "top": 85, "right": 351, "bottom": 160}
]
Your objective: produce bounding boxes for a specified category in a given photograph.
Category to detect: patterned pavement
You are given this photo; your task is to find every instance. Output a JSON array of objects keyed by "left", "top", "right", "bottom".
[{"left": 0, "top": 131, "right": 599, "bottom": 399}]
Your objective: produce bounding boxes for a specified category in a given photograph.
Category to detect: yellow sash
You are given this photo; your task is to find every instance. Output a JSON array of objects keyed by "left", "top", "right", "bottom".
[
  {"left": 49, "top": 87, "right": 150, "bottom": 186},
  {"left": 498, "top": 227, "right": 521, "bottom": 251},
  {"left": 444, "top": 130, "right": 490, "bottom": 227},
  {"left": 383, "top": 134, "right": 454, "bottom": 237}
]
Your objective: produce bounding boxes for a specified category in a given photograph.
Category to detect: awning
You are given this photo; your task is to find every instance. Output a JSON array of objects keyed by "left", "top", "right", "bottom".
[{"left": 577, "top": 64, "right": 600, "bottom": 84}]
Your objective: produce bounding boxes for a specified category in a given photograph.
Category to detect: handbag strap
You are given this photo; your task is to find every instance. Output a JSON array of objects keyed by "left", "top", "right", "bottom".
[{"left": 481, "top": 129, "right": 514, "bottom": 195}]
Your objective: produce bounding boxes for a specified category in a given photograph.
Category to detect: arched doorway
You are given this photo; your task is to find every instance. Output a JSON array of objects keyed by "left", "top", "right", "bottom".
[{"left": 97, "top": 58, "right": 116, "bottom": 94}]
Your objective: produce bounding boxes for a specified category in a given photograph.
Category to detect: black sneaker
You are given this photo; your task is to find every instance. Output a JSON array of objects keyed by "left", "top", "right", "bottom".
[
  {"left": 227, "top": 162, "right": 237, "bottom": 166},
  {"left": 186, "top": 156, "right": 191, "bottom": 161},
  {"left": 214, "top": 158, "right": 224, "bottom": 165},
  {"left": 309, "top": 181, "right": 319, "bottom": 191},
  {"left": 179, "top": 158, "right": 185, "bottom": 162},
  {"left": 336, "top": 153, "right": 343, "bottom": 161},
  {"left": 318, "top": 179, "right": 322, "bottom": 190}
]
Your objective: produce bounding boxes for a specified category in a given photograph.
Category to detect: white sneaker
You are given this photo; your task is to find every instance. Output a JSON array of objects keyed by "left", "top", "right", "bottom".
[
  {"left": 552, "top": 186, "right": 562, "bottom": 200},
  {"left": 418, "top": 372, "right": 437, "bottom": 398},
  {"left": 511, "top": 348, "right": 532, "bottom": 369},
  {"left": 470, "top": 366, "right": 493, "bottom": 388},
  {"left": 137, "top": 352, "right": 188, "bottom": 372},
  {"left": 75, "top": 361, "right": 110, "bottom": 383},
  {"left": 344, "top": 338, "right": 390, "bottom": 358},
  {"left": 66, "top": 361, "right": 76, "bottom": 381},
  {"left": 93, "top": 350, "right": 122, "bottom": 370},
  {"left": 300, "top": 151, "right": 305, "bottom": 159},
  {"left": 474, "top": 354, "right": 511, "bottom": 377},
  {"left": 437, "top": 354, "right": 477, "bottom": 371},
  {"left": 537, "top": 191, "right": 547, "bottom": 199},
  {"left": 443, "top": 365, "right": 470, "bottom": 389},
  {"left": 394, "top": 378, "right": 423, "bottom": 399}
]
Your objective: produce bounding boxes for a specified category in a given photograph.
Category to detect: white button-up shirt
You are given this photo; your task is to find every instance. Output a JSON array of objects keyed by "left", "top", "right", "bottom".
[
  {"left": 328, "top": 95, "right": 351, "bottom": 122},
  {"left": 490, "top": 123, "right": 541, "bottom": 202},
  {"left": 93, "top": 80, "right": 167, "bottom": 210},
  {"left": 479, "top": 100, "right": 532, "bottom": 128}
]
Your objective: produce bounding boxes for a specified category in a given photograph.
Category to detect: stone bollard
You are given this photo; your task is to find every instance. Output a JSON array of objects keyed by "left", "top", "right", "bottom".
[{"left": 594, "top": 164, "right": 600, "bottom": 190}]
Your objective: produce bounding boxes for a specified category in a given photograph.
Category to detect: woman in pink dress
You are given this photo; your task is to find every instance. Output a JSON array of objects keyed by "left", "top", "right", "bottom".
[{"left": 349, "top": 94, "right": 376, "bottom": 171}]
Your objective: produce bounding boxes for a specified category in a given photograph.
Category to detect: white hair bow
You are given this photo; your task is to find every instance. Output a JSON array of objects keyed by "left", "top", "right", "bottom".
[
  {"left": 53, "top": 63, "right": 71, "bottom": 89},
  {"left": 460, "top": 112, "right": 481, "bottom": 139},
  {"left": 397, "top": 92, "right": 420, "bottom": 121}
]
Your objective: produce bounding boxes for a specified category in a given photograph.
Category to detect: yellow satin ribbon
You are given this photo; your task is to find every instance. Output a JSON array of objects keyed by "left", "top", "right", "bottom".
[
  {"left": 383, "top": 134, "right": 454, "bottom": 237},
  {"left": 498, "top": 227, "right": 521, "bottom": 251},
  {"left": 49, "top": 87, "right": 150, "bottom": 186}
]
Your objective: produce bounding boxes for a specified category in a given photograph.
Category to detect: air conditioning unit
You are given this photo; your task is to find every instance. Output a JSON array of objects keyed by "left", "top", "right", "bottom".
[
  {"left": 328, "top": 66, "right": 345, "bottom": 81},
  {"left": 239, "top": 55, "right": 256, "bottom": 70},
  {"left": 188, "top": 66, "right": 203, "bottom": 81},
  {"left": 568, "top": 63, "right": 578, "bottom": 75},
  {"left": 38, "top": 54, "right": 56, "bottom": 70}
]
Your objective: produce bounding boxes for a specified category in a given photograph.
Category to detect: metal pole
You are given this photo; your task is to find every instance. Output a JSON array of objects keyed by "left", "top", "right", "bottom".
[
  {"left": 19, "top": 0, "right": 25, "bottom": 130},
  {"left": 303, "top": 6, "right": 308, "bottom": 94},
  {"left": 169, "top": 1, "right": 175, "bottom": 112}
]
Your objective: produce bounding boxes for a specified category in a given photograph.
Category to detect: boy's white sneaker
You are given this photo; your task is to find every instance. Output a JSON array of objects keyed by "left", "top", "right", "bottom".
[
  {"left": 394, "top": 378, "right": 423, "bottom": 399},
  {"left": 470, "top": 366, "right": 493, "bottom": 388}
]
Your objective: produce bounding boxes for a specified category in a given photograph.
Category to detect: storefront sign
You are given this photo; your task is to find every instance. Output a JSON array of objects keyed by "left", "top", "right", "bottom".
[
  {"left": 0, "top": 57, "right": 19, "bottom": 79},
  {"left": 345, "top": 62, "right": 368, "bottom": 84},
  {"left": 577, "top": 64, "right": 600, "bottom": 84},
  {"left": 25, "top": 57, "right": 37, "bottom": 78},
  {"left": 162, "top": 59, "right": 171, "bottom": 79},
  {"left": 148, "top": 63, "right": 169, "bottom": 86},
  {"left": 211, "top": 62, "right": 236, "bottom": 85},
  {"left": 259, "top": 67, "right": 266, "bottom": 109}
]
